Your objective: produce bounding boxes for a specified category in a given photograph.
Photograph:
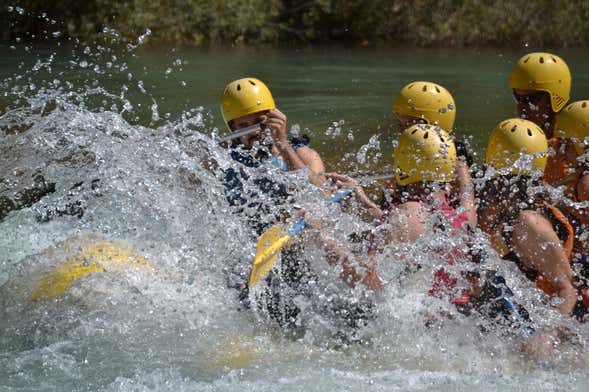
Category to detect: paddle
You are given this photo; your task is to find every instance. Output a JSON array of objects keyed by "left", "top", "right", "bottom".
[
  {"left": 248, "top": 190, "right": 351, "bottom": 288},
  {"left": 30, "top": 239, "right": 154, "bottom": 302},
  {"left": 350, "top": 170, "right": 395, "bottom": 183},
  {"left": 218, "top": 124, "right": 263, "bottom": 144},
  {"left": 248, "top": 170, "right": 396, "bottom": 288}
]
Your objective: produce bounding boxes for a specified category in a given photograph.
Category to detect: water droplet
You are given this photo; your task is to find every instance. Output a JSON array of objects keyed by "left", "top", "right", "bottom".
[
  {"left": 79, "top": 60, "right": 88, "bottom": 68},
  {"left": 52, "top": 31, "right": 61, "bottom": 38}
]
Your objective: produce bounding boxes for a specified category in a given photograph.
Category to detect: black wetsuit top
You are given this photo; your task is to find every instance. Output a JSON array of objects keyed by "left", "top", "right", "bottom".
[
  {"left": 224, "top": 137, "right": 375, "bottom": 337},
  {"left": 223, "top": 141, "right": 292, "bottom": 235}
]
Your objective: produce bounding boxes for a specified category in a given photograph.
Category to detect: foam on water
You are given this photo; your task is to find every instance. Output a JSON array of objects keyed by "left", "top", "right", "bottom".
[{"left": 1, "top": 17, "right": 589, "bottom": 392}]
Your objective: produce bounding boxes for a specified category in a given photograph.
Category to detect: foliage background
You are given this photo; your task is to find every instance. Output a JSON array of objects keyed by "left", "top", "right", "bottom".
[{"left": 2, "top": 0, "right": 589, "bottom": 46}]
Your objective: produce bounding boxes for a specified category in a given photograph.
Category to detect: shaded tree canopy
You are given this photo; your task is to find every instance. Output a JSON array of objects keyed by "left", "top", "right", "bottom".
[{"left": 2, "top": 0, "right": 589, "bottom": 47}]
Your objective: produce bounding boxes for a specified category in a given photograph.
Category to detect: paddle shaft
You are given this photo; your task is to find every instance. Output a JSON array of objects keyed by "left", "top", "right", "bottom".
[
  {"left": 218, "top": 124, "right": 264, "bottom": 143},
  {"left": 287, "top": 190, "right": 349, "bottom": 236},
  {"left": 349, "top": 171, "right": 395, "bottom": 183}
]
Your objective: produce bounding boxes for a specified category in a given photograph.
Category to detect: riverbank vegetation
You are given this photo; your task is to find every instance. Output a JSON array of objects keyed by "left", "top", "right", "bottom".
[{"left": 2, "top": 0, "right": 589, "bottom": 47}]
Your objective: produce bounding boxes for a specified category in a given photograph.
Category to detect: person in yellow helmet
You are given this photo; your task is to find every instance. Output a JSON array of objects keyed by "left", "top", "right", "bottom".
[
  {"left": 510, "top": 53, "right": 589, "bottom": 271},
  {"left": 310, "top": 125, "right": 533, "bottom": 335},
  {"left": 382, "top": 81, "right": 476, "bottom": 226},
  {"left": 553, "top": 101, "right": 589, "bottom": 255},
  {"left": 392, "top": 81, "right": 456, "bottom": 132},
  {"left": 220, "top": 78, "right": 327, "bottom": 332},
  {"left": 509, "top": 53, "right": 571, "bottom": 136},
  {"left": 319, "top": 125, "right": 477, "bottom": 297},
  {"left": 220, "top": 77, "right": 325, "bottom": 186},
  {"left": 509, "top": 52, "right": 575, "bottom": 190},
  {"left": 478, "top": 118, "right": 578, "bottom": 317}
]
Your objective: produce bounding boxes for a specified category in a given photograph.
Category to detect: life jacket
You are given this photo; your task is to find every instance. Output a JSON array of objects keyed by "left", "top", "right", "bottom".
[
  {"left": 488, "top": 199, "right": 589, "bottom": 316},
  {"left": 491, "top": 202, "right": 573, "bottom": 274},
  {"left": 371, "top": 195, "right": 473, "bottom": 304},
  {"left": 223, "top": 143, "right": 290, "bottom": 235},
  {"left": 223, "top": 136, "right": 312, "bottom": 235},
  {"left": 543, "top": 138, "right": 581, "bottom": 197},
  {"left": 544, "top": 137, "right": 589, "bottom": 229},
  {"left": 427, "top": 199, "right": 472, "bottom": 305}
]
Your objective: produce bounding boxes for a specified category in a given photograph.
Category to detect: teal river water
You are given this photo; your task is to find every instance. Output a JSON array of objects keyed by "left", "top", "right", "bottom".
[
  {"left": 2, "top": 44, "right": 588, "bottom": 169},
  {"left": 2, "top": 43, "right": 589, "bottom": 391}
]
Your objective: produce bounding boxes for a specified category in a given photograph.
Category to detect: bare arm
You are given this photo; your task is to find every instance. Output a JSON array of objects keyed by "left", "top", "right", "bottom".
[
  {"left": 455, "top": 159, "right": 477, "bottom": 228},
  {"left": 295, "top": 146, "right": 327, "bottom": 186},
  {"left": 263, "top": 109, "right": 328, "bottom": 186},
  {"left": 262, "top": 109, "right": 307, "bottom": 171},
  {"left": 320, "top": 234, "right": 382, "bottom": 291},
  {"left": 325, "top": 173, "right": 385, "bottom": 221},
  {"left": 385, "top": 201, "right": 427, "bottom": 243}
]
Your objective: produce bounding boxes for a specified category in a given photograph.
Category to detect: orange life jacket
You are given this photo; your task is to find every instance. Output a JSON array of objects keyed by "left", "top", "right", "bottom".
[
  {"left": 543, "top": 138, "right": 580, "bottom": 195},
  {"left": 544, "top": 138, "right": 589, "bottom": 228},
  {"left": 489, "top": 202, "right": 574, "bottom": 296},
  {"left": 373, "top": 196, "right": 473, "bottom": 304}
]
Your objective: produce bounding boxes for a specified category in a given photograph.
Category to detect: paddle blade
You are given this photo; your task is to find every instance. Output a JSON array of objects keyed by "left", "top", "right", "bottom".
[
  {"left": 30, "top": 240, "right": 153, "bottom": 302},
  {"left": 255, "top": 224, "right": 282, "bottom": 254},
  {"left": 249, "top": 229, "right": 292, "bottom": 288}
]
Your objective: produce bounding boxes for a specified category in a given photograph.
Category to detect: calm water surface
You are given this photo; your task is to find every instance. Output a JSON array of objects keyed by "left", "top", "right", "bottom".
[{"left": 2, "top": 44, "right": 588, "bottom": 167}]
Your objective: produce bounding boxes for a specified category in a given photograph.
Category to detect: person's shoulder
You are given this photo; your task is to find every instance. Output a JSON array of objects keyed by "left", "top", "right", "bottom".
[
  {"left": 295, "top": 144, "right": 323, "bottom": 162},
  {"left": 396, "top": 200, "right": 427, "bottom": 214}
]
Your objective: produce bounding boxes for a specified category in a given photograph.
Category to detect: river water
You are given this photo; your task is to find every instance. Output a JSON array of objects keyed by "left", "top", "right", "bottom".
[{"left": 1, "top": 30, "right": 589, "bottom": 391}]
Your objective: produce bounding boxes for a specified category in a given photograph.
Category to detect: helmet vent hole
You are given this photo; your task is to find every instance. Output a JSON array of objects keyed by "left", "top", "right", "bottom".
[
  {"left": 424, "top": 132, "right": 429, "bottom": 139},
  {"left": 524, "top": 57, "right": 530, "bottom": 63},
  {"left": 236, "top": 84, "right": 241, "bottom": 91},
  {"left": 249, "top": 80, "right": 256, "bottom": 85},
  {"left": 435, "top": 86, "right": 440, "bottom": 93},
  {"left": 551, "top": 56, "right": 557, "bottom": 62},
  {"left": 411, "top": 129, "right": 418, "bottom": 135},
  {"left": 511, "top": 125, "right": 517, "bottom": 133},
  {"left": 527, "top": 129, "right": 533, "bottom": 136},
  {"left": 539, "top": 57, "right": 544, "bottom": 64},
  {"left": 422, "top": 85, "right": 428, "bottom": 92},
  {"left": 583, "top": 102, "right": 587, "bottom": 108},
  {"left": 408, "top": 84, "right": 414, "bottom": 89},
  {"left": 440, "top": 137, "right": 445, "bottom": 142}
]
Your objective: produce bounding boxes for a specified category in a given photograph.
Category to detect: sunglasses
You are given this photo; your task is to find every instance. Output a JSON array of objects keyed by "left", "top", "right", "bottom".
[{"left": 513, "top": 91, "right": 546, "bottom": 106}]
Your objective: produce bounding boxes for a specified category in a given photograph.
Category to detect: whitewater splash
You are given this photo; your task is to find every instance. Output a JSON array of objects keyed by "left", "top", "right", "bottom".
[{"left": 1, "top": 20, "right": 588, "bottom": 392}]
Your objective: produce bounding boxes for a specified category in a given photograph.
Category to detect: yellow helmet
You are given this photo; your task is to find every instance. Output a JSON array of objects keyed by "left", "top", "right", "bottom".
[
  {"left": 509, "top": 52, "right": 571, "bottom": 113},
  {"left": 485, "top": 118, "right": 548, "bottom": 176},
  {"left": 220, "top": 77, "right": 276, "bottom": 128},
  {"left": 393, "top": 124, "right": 456, "bottom": 186},
  {"left": 555, "top": 101, "right": 589, "bottom": 155},
  {"left": 392, "top": 81, "right": 456, "bottom": 132}
]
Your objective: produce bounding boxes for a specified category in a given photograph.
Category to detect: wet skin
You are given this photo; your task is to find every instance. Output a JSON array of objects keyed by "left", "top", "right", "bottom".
[
  {"left": 229, "top": 109, "right": 326, "bottom": 185},
  {"left": 513, "top": 89, "right": 555, "bottom": 137},
  {"left": 395, "top": 114, "right": 427, "bottom": 133}
]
